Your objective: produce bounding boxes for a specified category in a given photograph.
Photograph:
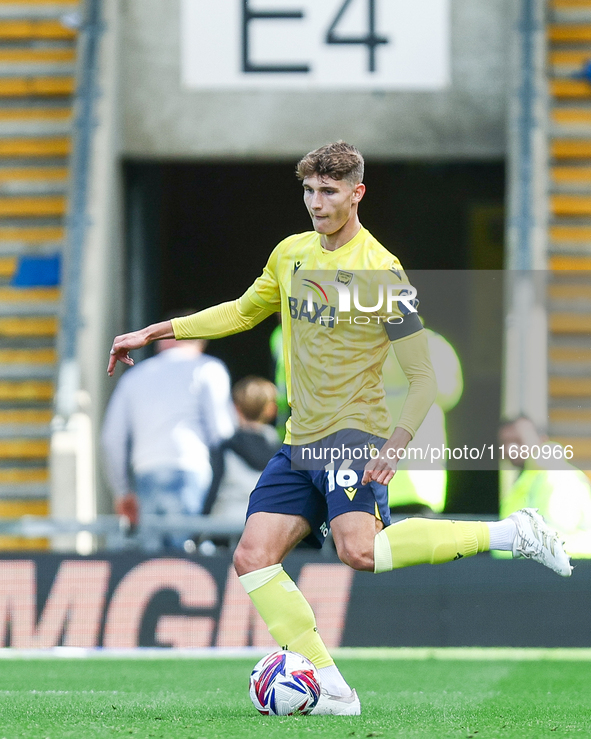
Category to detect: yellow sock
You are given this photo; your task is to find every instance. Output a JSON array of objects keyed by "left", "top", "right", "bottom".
[
  {"left": 374, "top": 518, "right": 490, "bottom": 573},
  {"left": 239, "top": 564, "right": 334, "bottom": 669}
]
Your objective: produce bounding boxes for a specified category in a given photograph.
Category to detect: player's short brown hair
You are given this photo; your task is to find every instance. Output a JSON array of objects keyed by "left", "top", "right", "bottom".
[
  {"left": 295, "top": 141, "right": 364, "bottom": 185},
  {"left": 233, "top": 376, "right": 277, "bottom": 422}
]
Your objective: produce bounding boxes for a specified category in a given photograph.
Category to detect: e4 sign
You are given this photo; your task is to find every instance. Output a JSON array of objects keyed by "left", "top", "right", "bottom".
[{"left": 181, "top": 0, "right": 450, "bottom": 90}]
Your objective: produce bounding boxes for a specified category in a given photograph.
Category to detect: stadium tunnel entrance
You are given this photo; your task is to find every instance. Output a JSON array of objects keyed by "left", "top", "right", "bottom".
[{"left": 122, "top": 161, "right": 505, "bottom": 515}]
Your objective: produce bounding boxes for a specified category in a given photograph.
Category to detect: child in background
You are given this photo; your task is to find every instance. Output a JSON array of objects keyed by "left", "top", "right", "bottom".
[{"left": 204, "top": 376, "right": 281, "bottom": 524}]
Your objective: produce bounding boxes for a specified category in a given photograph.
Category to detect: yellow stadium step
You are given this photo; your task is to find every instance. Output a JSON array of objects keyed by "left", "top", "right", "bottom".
[
  {"left": 0, "top": 410, "right": 52, "bottom": 427},
  {"left": 0, "top": 0, "right": 77, "bottom": 3},
  {"left": 550, "top": 376, "right": 591, "bottom": 395},
  {"left": 0, "top": 287, "right": 59, "bottom": 303},
  {"left": 0, "top": 316, "right": 57, "bottom": 337},
  {"left": 550, "top": 255, "right": 591, "bottom": 269},
  {"left": 552, "top": 165, "right": 591, "bottom": 182},
  {"left": 548, "top": 24, "right": 591, "bottom": 42},
  {"left": 0, "top": 255, "right": 16, "bottom": 277},
  {"left": 550, "top": 407, "right": 591, "bottom": 423},
  {"left": 548, "top": 283, "right": 591, "bottom": 300},
  {"left": 0, "top": 409, "right": 52, "bottom": 429},
  {"left": 0, "top": 380, "right": 53, "bottom": 401},
  {"left": 0, "top": 226, "right": 63, "bottom": 242},
  {"left": 549, "top": 345, "right": 591, "bottom": 361},
  {"left": 549, "top": 312, "right": 591, "bottom": 332},
  {"left": 0, "top": 49, "right": 75, "bottom": 64},
  {"left": 0, "top": 77, "right": 74, "bottom": 97},
  {"left": 550, "top": 224, "right": 591, "bottom": 242},
  {"left": 0, "top": 501, "right": 49, "bottom": 551},
  {"left": 554, "top": 437, "right": 591, "bottom": 458},
  {"left": 0, "top": 536, "right": 48, "bottom": 551},
  {"left": 0, "top": 467, "right": 47, "bottom": 484},
  {"left": 0, "top": 0, "right": 78, "bottom": 3},
  {"left": 0, "top": 110, "right": 70, "bottom": 123},
  {"left": 0, "top": 499, "right": 48, "bottom": 517},
  {"left": 0, "top": 20, "right": 75, "bottom": 40},
  {"left": 551, "top": 139, "right": 591, "bottom": 158},
  {"left": 0, "top": 438, "right": 49, "bottom": 457},
  {"left": 0, "top": 195, "right": 65, "bottom": 217},
  {"left": 550, "top": 50, "right": 591, "bottom": 66},
  {"left": 551, "top": 194, "right": 591, "bottom": 215},
  {"left": 0, "top": 137, "right": 69, "bottom": 157},
  {"left": 551, "top": 0, "right": 591, "bottom": 7},
  {"left": 552, "top": 109, "right": 591, "bottom": 127},
  {"left": 0, "top": 4, "right": 78, "bottom": 547},
  {"left": 547, "top": 5, "right": 591, "bottom": 453},
  {"left": 0, "top": 167, "right": 68, "bottom": 182},
  {"left": 0, "top": 0, "right": 78, "bottom": 4},
  {"left": 550, "top": 79, "right": 591, "bottom": 98}
]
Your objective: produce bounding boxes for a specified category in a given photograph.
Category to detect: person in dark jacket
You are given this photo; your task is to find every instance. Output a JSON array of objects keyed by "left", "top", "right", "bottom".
[{"left": 204, "top": 376, "right": 281, "bottom": 523}]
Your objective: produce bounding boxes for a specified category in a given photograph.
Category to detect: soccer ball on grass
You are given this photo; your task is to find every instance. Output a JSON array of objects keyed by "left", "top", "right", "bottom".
[{"left": 249, "top": 650, "right": 321, "bottom": 716}]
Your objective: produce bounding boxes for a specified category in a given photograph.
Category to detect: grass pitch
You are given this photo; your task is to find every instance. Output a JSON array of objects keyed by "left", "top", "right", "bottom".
[{"left": 0, "top": 651, "right": 589, "bottom": 738}]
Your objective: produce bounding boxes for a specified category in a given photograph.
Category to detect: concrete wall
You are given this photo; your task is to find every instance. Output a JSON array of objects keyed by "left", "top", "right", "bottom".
[
  {"left": 78, "top": 0, "right": 125, "bottom": 516},
  {"left": 120, "top": 0, "right": 515, "bottom": 160}
]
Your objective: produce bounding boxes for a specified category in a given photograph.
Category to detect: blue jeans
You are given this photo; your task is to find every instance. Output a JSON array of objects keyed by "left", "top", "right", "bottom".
[{"left": 134, "top": 467, "right": 211, "bottom": 550}]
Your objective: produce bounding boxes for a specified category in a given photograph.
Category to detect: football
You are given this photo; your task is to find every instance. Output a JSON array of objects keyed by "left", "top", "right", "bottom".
[{"left": 249, "top": 650, "right": 321, "bottom": 716}]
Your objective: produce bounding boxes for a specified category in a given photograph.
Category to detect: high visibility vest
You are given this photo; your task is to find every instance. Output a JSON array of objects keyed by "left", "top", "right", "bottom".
[
  {"left": 270, "top": 323, "right": 289, "bottom": 441},
  {"left": 500, "top": 466, "right": 591, "bottom": 558},
  {"left": 384, "top": 330, "right": 463, "bottom": 512}
]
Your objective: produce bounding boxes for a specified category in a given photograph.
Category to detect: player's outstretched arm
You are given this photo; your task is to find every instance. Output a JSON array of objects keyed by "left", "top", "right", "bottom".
[
  {"left": 107, "top": 320, "right": 174, "bottom": 376},
  {"left": 108, "top": 293, "right": 277, "bottom": 377}
]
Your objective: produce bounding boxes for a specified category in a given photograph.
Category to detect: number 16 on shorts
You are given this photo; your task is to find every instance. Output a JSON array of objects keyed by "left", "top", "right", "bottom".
[{"left": 326, "top": 465, "right": 359, "bottom": 493}]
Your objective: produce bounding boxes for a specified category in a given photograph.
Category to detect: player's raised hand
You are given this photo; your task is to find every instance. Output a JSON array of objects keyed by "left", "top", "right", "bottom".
[
  {"left": 107, "top": 320, "right": 176, "bottom": 376},
  {"left": 361, "top": 427, "right": 412, "bottom": 486},
  {"left": 107, "top": 330, "right": 145, "bottom": 376},
  {"left": 362, "top": 454, "right": 397, "bottom": 486}
]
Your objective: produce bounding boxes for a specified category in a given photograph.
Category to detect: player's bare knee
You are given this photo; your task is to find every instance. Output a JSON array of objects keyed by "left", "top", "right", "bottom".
[
  {"left": 233, "top": 543, "right": 256, "bottom": 576},
  {"left": 233, "top": 542, "right": 272, "bottom": 576},
  {"left": 336, "top": 544, "right": 374, "bottom": 572}
]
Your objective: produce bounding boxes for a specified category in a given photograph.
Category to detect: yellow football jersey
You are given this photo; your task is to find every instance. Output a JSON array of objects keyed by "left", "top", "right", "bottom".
[{"left": 245, "top": 226, "right": 423, "bottom": 444}]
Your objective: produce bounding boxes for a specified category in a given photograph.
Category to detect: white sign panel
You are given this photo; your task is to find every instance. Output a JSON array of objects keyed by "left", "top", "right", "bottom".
[{"left": 181, "top": 0, "right": 450, "bottom": 90}]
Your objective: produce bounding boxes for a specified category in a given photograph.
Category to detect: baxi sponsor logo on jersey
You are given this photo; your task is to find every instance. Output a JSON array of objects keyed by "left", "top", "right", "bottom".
[
  {"left": 288, "top": 279, "right": 337, "bottom": 328},
  {"left": 289, "top": 273, "right": 418, "bottom": 328}
]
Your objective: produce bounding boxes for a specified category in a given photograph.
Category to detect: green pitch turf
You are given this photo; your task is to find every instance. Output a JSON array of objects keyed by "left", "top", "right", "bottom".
[{"left": 0, "top": 652, "right": 589, "bottom": 739}]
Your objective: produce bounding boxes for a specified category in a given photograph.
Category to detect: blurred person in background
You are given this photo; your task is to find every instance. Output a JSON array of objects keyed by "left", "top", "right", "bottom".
[
  {"left": 204, "top": 376, "right": 281, "bottom": 526},
  {"left": 270, "top": 320, "right": 289, "bottom": 440},
  {"left": 384, "top": 327, "right": 463, "bottom": 515},
  {"left": 101, "top": 318, "right": 234, "bottom": 550},
  {"left": 499, "top": 416, "right": 591, "bottom": 558}
]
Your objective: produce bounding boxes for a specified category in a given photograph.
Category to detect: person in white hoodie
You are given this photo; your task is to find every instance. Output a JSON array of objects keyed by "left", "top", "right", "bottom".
[{"left": 101, "top": 331, "right": 234, "bottom": 549}]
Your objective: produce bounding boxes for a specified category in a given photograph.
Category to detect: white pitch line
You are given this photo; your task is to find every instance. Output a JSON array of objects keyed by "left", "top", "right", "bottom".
[
  {"left": 0, "top": 647, "right": 590, "bottom": 660},
  {"left": 0, "top": 690, "right": 122, "bottom": 695},
  {"left": 332, "top": 647, "right": 591, "bottom": 661}
]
